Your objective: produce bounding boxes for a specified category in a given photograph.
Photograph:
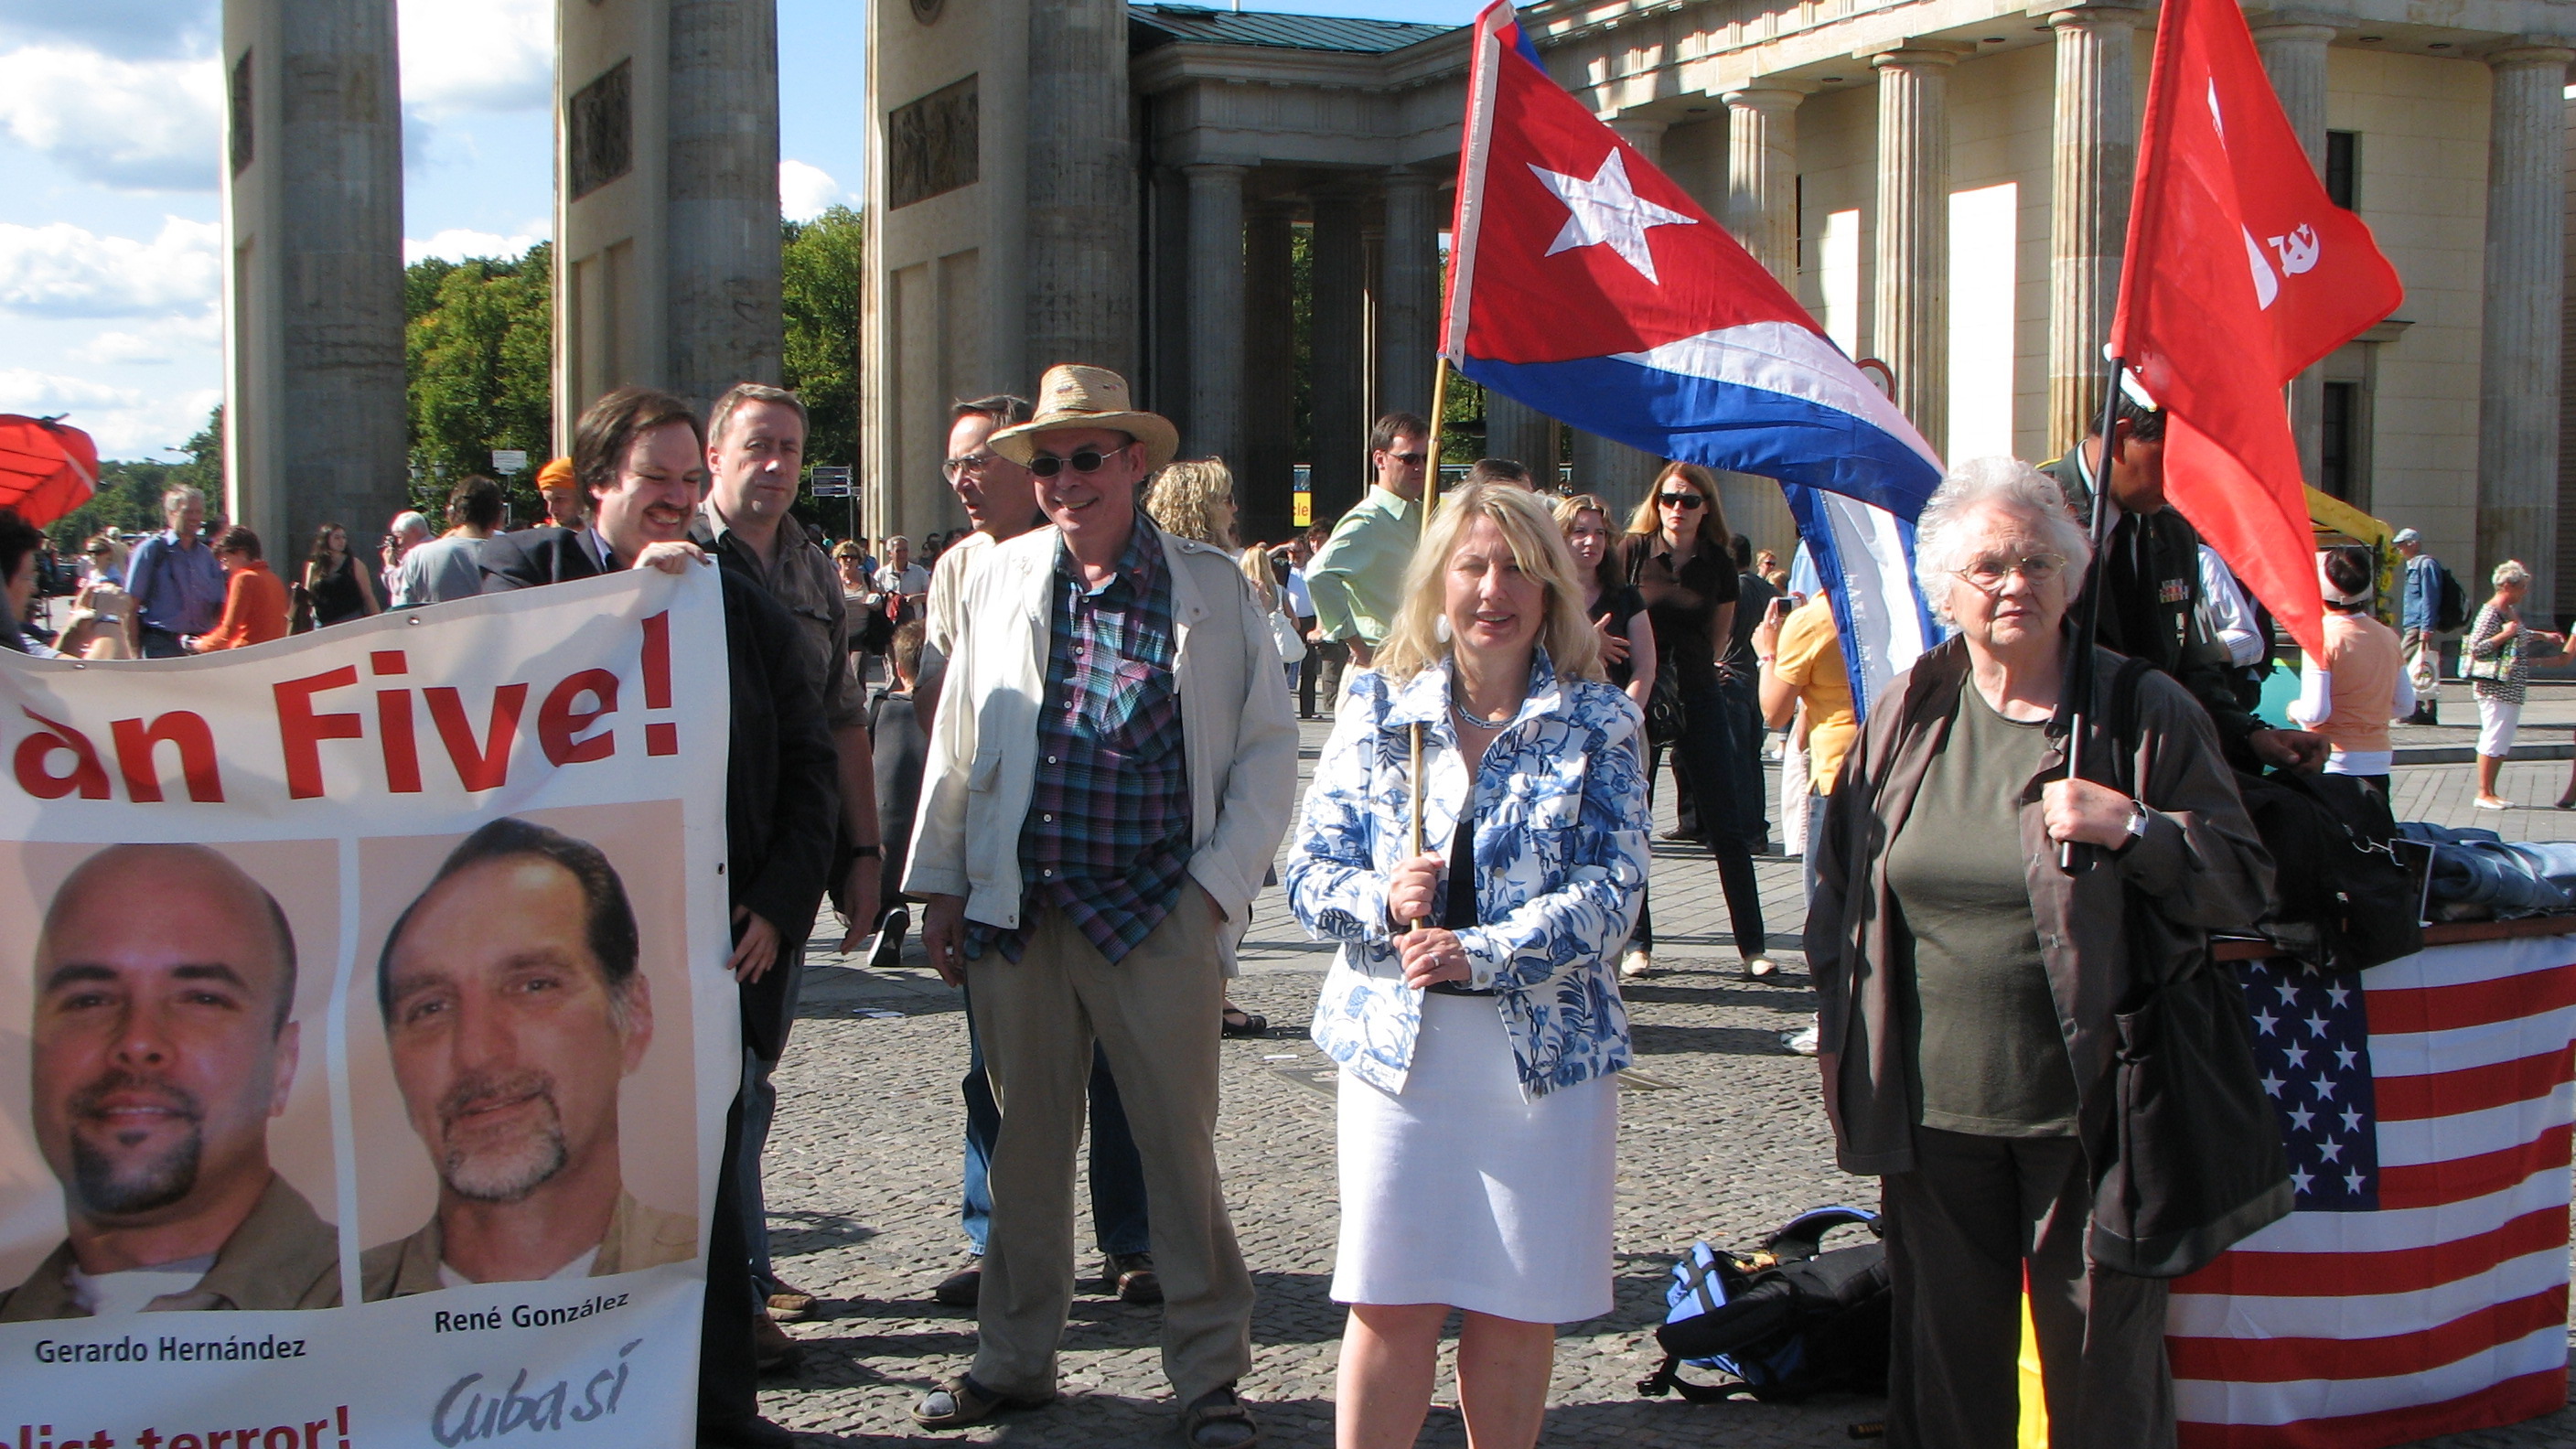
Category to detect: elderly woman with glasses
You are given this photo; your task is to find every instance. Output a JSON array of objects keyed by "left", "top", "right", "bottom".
[
  {"left": 1288, "top": 483, "right": 1648, "bottom": 1449},
  {"left": 1807, "top": 456, "right": 2270, "bottom": 1449}
]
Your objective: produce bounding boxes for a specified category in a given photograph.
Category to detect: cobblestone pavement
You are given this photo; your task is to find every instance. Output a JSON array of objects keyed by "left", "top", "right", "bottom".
[{"left": 749, "top": 710, "right": 2576, "bottom": 1448}]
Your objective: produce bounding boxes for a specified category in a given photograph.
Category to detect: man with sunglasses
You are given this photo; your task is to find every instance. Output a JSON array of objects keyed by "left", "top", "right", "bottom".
[
  {"left": 1304, "top": 412, "right": 1433, "bottom": 684},
  {"left": 905, "top": 365, "right": 1295, "bottom": 1447}
]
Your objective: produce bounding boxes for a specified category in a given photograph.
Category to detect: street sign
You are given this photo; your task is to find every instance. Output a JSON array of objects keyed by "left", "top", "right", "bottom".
[
  {"left": 490, "top": 448, "right": 530, "bottom": 475},
  {"left": 810, "top": 466, "right": 853, "bottom": 499}
]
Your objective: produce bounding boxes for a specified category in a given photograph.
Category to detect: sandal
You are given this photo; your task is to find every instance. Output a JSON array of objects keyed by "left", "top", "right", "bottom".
[
  {"left": 910, "top": 1374, "right": 1053, "bottom": 1430},
  {"left": 1220, "top": 1003, "right": 1268, "bottom": 1037},
  {"left": 1180, "top": 1383, "right": 1262, "bottom": 1448}
]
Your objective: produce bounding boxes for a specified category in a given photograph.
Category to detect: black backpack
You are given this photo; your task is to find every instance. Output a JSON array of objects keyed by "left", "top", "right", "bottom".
[
  {"left": 2433, "top": 562, "right": 2470, "bottom": 633},
  {"left": 1637, "top": 1207, "right": 1891, "bottom": 1404},
  {"left": 2232, "top": 767, "right": 2422, "bottom": 974}
]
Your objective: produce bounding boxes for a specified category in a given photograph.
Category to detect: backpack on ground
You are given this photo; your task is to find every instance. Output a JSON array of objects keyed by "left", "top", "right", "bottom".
[
  {"left": 1637, "top": 1207, "right": 1891, "bottom": 1404},
  {"left": 2433, "top": 562, "right": 2469, "bottom": 633}
]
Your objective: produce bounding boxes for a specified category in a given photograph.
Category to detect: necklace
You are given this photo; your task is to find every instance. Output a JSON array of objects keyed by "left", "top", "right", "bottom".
[{"left": 1450, "top": 689, "right": 1517, "bottom": 728}]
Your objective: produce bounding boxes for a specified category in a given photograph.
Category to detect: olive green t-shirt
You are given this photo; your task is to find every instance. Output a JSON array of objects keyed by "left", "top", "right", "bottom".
[{"left": 1887, "top": 682, "right": 2079, "bottom": 1137}]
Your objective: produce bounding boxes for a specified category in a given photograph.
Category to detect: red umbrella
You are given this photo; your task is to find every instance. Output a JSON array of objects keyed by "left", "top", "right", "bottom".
[{"left": 0, "top": 413, "right": 101, "bottom": 527}]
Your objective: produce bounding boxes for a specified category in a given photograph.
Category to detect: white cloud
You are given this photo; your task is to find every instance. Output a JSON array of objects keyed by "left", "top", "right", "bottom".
[
  {"left": 0, "top": 45, "right": 220, "bottom": 191},
  {"left": 780, "top": 159, "right": 849, "bottom": 223},
  {"left": 399, "top": 0, "right": 551, "bottom": 115},
  {"left": 72, "top": 309, "right": 220, "bottom": 365},
  {"left": 0, "top": 216, "right": 220, "bottom": 318},
  {"left": 405, "top": 225, "right": 547, "bottom": 266},
  {"left": 0, "top": 369, "right": 219, "bottom": 458},
  {"left": 0, "top": 0, "right": 214, "bottom": 62}
]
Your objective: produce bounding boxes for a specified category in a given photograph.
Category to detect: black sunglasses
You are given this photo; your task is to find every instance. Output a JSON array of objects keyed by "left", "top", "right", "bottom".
[
  {"left": 1656, "top": 492, "right": 1706, "bottom": 510},
  {"left": 1026, "top": 445, "right": 1128, "bottom": 478}
]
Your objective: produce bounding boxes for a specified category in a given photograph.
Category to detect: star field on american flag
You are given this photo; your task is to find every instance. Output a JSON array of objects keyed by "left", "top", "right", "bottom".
[{"left": 2236, "top": 958, "right": 2380, "bottom": 1210}]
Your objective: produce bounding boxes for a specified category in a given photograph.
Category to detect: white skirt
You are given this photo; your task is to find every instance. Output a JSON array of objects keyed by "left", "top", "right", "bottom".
[{"left": 1331, "top": 991, "right": 1619, "bottom": 1324}]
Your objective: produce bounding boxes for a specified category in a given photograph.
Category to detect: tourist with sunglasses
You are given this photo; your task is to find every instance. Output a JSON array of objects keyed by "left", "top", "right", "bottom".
[
  {"left": 1306, "top": 412, "right": 1433, "bottom": 687},
  {"left": 1615, "top": 462, "right": 1774, "bottom": 979},
  {"left": 906, "top": 365, "right": 1295, "bottom": 1447}
]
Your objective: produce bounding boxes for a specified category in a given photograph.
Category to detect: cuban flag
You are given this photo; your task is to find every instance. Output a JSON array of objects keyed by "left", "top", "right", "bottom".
[
  {"left": 1444, "top": 0, "right": 1944, "bottom": 713},
  {"left": 2168, "top": 938, "right": 2576, "bottom": 1446}
]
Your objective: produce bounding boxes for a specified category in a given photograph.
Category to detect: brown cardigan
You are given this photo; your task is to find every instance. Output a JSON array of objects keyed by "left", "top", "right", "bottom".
[{"left": 1805, "top": 638, "right": 2274, "bottom": 1177}]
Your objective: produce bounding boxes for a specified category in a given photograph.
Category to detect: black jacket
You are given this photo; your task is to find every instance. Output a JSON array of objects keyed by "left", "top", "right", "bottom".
[{"left": 482, "top": 532, "right": 839, "bottom": 1059}]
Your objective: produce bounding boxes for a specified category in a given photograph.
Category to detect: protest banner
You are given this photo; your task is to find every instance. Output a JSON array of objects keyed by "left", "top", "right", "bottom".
[{"left": 0, "top": 566, "right": 734, "bottom": 1448}]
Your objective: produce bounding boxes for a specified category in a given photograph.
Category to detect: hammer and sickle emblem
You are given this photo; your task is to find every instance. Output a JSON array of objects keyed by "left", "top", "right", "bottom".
[{"left": 2267, "top": 225, "right": 2322, "bottom": 275}]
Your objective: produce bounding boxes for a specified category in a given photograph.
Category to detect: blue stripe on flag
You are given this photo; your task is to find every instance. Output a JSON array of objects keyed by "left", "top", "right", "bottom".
[
  {"left": 1457, "top": 352, "right": 1943, "bottom": 518},
  {"left": 1784, "top": 483, "right": 1941, "bottom": 725}
]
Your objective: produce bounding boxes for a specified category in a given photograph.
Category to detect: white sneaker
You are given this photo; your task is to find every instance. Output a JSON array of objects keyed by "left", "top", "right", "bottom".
[
  {"left": 1784, "top": 1021, "right": 1820, "bottom": 1057},
  {"left": 1619, "top": 949, "right": 1653, "bottom": 981}
]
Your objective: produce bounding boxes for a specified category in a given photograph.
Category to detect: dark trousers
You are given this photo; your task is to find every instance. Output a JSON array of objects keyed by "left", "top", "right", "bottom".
[
  {"left": 1665, "top": 677, "right": 1766, "bottom": 959},
  {"left": 1294, "top": 617, "right": 1322, "bottom": 716},
  {"left": 961, "top": 977, "right": 1151, "bottom": 1258},
  {"left": 141, "top": 627, "right": 188, "bottom": 659},
  {"left": 697, "top": 1089, "right": 761, "bottom": 1430},
  {"left": 1884, "top": 1128, "right": 2174, "bottom": 1449},
  {"left": 1313, "top": 638, "right": 1349, "bottom": 708}
]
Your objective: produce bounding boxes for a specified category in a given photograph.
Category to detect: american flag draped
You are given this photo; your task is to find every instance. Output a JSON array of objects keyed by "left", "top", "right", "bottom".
[{"left": 2168, "top": 935, "right": 2576, "bottom": 1447}]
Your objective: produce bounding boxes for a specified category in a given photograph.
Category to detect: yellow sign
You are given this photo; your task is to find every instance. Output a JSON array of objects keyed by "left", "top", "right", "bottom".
[{"left": 1293, "top": 492, "right": 1312, "bottom": 528}]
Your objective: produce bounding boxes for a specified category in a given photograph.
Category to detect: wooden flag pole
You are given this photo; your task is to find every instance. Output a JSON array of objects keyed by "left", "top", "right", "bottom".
[{"left": 1408, "top": 356, "right": 1454, "bottom": 869}]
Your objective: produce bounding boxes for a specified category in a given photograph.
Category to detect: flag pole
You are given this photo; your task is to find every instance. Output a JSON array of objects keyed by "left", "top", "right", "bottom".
[
  {"left": 2058, "top": 353, "right": 2126, "bottom": 870},
  {"left": 1409, "top": 355, "right": 1453, "bottom": 872}
]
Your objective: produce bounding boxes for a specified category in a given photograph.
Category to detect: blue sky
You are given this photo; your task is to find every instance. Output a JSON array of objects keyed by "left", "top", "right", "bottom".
[{"left": 0, "top": 0, "right": 1477, "bottom": 459}]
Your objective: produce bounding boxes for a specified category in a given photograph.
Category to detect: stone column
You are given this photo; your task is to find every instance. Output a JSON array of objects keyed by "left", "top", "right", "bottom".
[
  {"left": 1025, "top": 0, "right": 1135, "bottom": 374},
  {"left": 1184, "top": 164, "right": 1248, "bottom": 465},
  {"left": 666, "top": 0, "right": 784, "bottom": 413},
  {"left": 2478, "top": 46, "right": 2574, "bottom": 605},
  {"left": 2255, "top": 19, "right": 2335, "bottom": 488},
  {"left": 2047, "top": 4, "right": 2141, "bottom": 456},
  {"left": 1243, "top": 203, "right": 1297, "bottom": 535},
  {"left": 1310, "top": 187, "right": 1369, "bottom": 521},
  {"left": 1568, "top": 115, "right": 1673, "bottom": 508},
  {"left": 1378, "top": 169, "right": 1441, "bottom": 424},
  {"left": 1873, "top": 47, "right": 1961, "bottom": 459},
  {"left": 1723, "top": 86, "right": 1803, "bottom": 282},
  {"left": 1484, "top": 391, "right": 1558, "bottom": 488}
]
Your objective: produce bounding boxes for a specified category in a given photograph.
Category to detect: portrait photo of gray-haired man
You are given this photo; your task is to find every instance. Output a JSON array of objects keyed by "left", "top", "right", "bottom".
[{"left": 361, "top": 817, "right": 695, "bottom": 1298}]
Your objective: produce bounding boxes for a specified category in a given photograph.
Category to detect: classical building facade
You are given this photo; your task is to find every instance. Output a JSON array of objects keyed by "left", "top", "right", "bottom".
[{"left": 865, "top": 0, "right": 2576, "bottom": 612}]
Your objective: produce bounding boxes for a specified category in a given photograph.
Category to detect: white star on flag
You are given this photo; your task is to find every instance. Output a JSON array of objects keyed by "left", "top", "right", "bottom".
[{"left": 1527, "top": 149, "right": 1696, "bottom": 284}]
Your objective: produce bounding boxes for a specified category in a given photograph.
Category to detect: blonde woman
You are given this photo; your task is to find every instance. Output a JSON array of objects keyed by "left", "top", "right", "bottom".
[
  {"left": 1288, "top": 483, "right": 1648, "bottom": 1449},
  {"left": 1144, "top": 457, "right": 1240, "bottom": 549},
  {"left": 61, "top": 532, "right": 139, "bottom": 659}
]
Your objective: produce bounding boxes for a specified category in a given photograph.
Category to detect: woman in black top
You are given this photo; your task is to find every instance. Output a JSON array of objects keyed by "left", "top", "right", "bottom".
[
  {"left": 304, "top": 521, "right": 380, "bottom": 627},
  {"left": 1616, "top": 461, "right": 1773, "bottom": 978},
  {"left": 1560, "top": 494, "right": 1661, "bottom": 980}
]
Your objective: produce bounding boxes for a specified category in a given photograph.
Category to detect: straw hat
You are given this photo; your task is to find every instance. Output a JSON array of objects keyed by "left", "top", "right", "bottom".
[{"left": 988, "top": 365, "right": 1179, "bottom": 472}]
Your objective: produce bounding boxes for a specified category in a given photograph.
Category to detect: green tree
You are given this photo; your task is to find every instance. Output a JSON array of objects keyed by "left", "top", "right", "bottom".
[
  {"left": 781, "top": 208, "right": 864, "bottom": 538},
  {"left": 405, "top": 243, "right": 553, "bottom": 521},
  {"left": 48, "top": 405, "right": 224, "bottom": 549}
]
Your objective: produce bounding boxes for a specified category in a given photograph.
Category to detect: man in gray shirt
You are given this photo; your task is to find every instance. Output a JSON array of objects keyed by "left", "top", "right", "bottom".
[{"left": 394, "top": 477, "right": 502, "bottom": 606}]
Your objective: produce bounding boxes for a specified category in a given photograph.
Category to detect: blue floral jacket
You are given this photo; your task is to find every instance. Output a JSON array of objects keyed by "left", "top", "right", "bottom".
[{"left": 1286, "top": 650, "right": 1649, "bottom": 1100}]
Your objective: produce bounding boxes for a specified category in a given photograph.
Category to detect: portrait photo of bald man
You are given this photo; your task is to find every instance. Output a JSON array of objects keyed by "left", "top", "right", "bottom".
[
  {"left": 360, "top": 815, "right": 697, "bottom": 1298},
  {"left": 1, "top": 843, "right": 339, "bottom": 1319}
]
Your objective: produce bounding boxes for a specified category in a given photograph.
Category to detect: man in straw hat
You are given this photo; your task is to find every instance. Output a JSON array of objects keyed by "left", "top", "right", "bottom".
[{"left": 904, "top": 364, "right": 1296, "bottom": 1445}]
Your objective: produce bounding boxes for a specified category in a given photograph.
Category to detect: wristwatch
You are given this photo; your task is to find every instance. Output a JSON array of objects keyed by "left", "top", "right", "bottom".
[
  {"left": 2116, "top": 800, "right": 2151, "bottom": 853},
  {"left": 852, "top": 843, "right": 882, "bottom": 860}
]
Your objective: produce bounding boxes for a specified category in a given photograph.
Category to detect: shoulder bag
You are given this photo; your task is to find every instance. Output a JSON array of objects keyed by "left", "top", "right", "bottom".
[{"left": 2087, "top": 658, "right": 2294, "bottom": 1278}]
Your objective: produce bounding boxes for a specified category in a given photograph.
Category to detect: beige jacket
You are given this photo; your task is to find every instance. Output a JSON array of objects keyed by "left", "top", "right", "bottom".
[{"left": 902, "top": 520, "right": 1299, "bottom": 971}]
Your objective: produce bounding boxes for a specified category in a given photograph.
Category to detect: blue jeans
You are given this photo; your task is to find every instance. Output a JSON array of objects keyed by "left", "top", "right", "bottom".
[{"left": 961, "top": 977, "right": 1151, "bottom": 1257}]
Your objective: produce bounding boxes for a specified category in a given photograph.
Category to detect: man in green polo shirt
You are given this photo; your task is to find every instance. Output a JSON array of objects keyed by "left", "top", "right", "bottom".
[{"left": 1304, "top": 412, "right": 1429, "bottom": 682}]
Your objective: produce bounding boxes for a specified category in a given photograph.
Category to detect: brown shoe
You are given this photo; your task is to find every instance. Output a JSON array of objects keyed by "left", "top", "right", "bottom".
[
  {"left": 752, "top": 1311, "right": 804, "bottom": 1374},
  {"left": 931, "top": 1259, "right": 981, "bottom": 1307},
  {"left": 766, "top": 1281, "right": 817, "bottom": 1322},
  {"left": 1103, "top": 1251, "right": 1162, "bottom": 1304}
]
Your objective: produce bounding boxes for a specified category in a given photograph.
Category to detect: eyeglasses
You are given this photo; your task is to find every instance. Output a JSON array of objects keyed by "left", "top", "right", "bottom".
[
  {"left": 1953, "top": 553, "right": 2068, "bottom": 591},
  {"left": 942, "top": 452, "right": 996, "bottom": 479},
  {"left": 1025, "top": 445, "right": 1128, "bottom": 478},
  {"left": 1656, "top": 492, "right": 1705, "bottom": 510},
  {"left": 1385, "top": 451, "right": 1429, "bottom": 467}
]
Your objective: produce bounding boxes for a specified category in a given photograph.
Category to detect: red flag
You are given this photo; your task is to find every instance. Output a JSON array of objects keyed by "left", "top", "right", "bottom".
[
  {"left": 2109, "top": 0, "right": 2402, "bottom": 659},
  {"left": 0, "top": 414, "right": 99, "bottom": 528}
]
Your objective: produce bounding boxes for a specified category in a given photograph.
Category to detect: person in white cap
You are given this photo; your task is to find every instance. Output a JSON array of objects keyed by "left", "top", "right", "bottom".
[{"left": 904, "top": 363, "right": 1296, "bottom": 1446}]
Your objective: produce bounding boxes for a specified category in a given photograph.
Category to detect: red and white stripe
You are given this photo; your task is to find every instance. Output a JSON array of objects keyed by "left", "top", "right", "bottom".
[{"left": 2168, "top": 937, "right": 2576, "bottom": 1449}]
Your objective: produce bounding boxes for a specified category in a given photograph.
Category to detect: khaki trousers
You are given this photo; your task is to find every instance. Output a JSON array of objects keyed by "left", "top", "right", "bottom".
[
  {"left": 1883, "top": 1128, "right": 2174, "bottom": 1449},
  {"left": 965, "top": 897, "right": 1254, "bottom": 1404}
]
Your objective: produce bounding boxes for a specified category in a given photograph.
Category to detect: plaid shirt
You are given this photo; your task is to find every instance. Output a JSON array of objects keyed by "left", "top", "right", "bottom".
[{"left": 975, "top": 516, "right": 1193, "bottom": 963}]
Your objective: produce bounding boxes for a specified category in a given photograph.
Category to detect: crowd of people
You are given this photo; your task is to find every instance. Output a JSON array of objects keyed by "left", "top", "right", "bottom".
[{"left": 0, "top": 354, "right": 2520, "bottom": 1449}]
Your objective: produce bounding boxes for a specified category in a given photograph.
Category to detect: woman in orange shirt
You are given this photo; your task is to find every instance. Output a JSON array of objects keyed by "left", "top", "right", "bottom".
[{"left": 185, "top": 526, "right": 291, "bottom": 651}]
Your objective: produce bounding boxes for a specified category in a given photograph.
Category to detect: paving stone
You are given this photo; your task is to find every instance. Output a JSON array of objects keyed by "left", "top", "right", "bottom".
[{"left": 756, "top": 713, "right": 2576, "bottom": 1447}]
